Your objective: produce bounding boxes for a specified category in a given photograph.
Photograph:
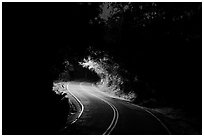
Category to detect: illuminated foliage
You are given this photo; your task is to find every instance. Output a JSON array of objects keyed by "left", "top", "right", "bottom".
[
  {"left": 79, "top": 48, "right": 136, "bottom": 101},
  {"left": 91, "top": 2, "right": 163, "bottom": 28}
]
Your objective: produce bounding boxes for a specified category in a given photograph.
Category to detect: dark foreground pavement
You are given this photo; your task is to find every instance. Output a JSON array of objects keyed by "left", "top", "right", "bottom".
[{"left": 63, "top": 82, "right": 171, "bottom": 135}]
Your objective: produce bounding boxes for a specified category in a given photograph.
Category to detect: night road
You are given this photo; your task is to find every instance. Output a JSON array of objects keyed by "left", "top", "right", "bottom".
[
  {"left": 63, "top": 82, "right": 171, "bottom": 135},
  {"left": 3, "top": 2, "right": 201, "bottom": 135}
]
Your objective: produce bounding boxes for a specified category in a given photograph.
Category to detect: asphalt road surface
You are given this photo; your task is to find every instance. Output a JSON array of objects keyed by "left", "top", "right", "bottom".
[{"left": 63, "top": 82, "right": 171, "bottom": 135}]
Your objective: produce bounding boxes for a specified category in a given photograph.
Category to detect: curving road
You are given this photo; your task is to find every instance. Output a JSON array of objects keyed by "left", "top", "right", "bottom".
[{"left": 63, "top": 82, "right": 171, "bottom": 135}]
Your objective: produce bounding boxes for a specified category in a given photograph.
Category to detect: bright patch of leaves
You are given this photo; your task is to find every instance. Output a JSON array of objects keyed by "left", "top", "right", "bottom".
[{"left": 79, "top": 48, "right": 136, "bottom": 101}]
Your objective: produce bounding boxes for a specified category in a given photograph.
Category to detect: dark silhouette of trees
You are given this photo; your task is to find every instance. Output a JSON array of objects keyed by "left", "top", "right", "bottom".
[{"left": 87, "top": 2, "right": 201, "bottom": 110}]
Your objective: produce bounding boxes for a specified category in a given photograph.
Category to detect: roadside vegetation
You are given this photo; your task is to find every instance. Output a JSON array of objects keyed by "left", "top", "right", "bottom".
[{"left": 52, "top": 3, "right": 201, "bottom": 134}]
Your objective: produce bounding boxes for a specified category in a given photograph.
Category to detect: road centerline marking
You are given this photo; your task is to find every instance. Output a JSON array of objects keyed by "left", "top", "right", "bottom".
[
  {"left": 90, "top": 83, "right": 171, "bottom": 135},
  {"left": 80, "top": 83, "right": 119, "bottom": 135}
]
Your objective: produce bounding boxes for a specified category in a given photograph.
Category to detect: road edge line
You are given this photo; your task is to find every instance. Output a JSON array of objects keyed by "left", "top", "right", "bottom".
[
  {"left": 80, "top": 83, "right": 119, "bottom": 135},
  {"left": 130, "top": 103, "right": 172, "bottom": 135},
  {"left": 67, "top": 83, "right": 84, "bottom": 124},
  {"left": 91, "top": 83, "right": 171, "bottom": 135}
]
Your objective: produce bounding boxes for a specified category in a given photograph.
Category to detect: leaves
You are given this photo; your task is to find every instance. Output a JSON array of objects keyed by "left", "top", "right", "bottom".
[{"left": 79, "top": 48, "right": 136, "bottom": 101}]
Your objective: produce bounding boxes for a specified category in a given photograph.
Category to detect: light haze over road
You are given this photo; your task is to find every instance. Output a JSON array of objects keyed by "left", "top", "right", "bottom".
[{"left": 64, "top": 82, "right": 170, "bottom": 135}]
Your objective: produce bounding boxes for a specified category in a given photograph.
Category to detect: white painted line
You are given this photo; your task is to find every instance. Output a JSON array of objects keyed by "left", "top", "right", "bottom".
[
  {"left": 91, "top": 84, "right": 129, "bottom": 101},
  {"left": 91, "top": 83, "right": 171, "bottom": 135},
  {"left": 129, "top": 103, "right": 171, "bottom": 135},
  {"left": 67, "top": 83, "right": 84, "bottom": 124},
  {"left": 80, "top": 83, "right": 119, "bottom": 135},
  {"left": 103, "top": 103, "right": 119, "bottom": 135}
]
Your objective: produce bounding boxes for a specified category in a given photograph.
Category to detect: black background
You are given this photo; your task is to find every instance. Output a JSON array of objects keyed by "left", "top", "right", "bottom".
[{"left": 3, "top": 2, "right": 202, "bottom": 134}]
